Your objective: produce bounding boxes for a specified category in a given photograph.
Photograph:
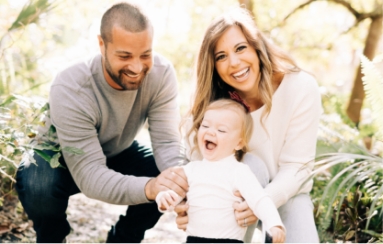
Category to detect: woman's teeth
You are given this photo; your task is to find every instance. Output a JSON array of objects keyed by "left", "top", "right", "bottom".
[{"left": 233, "top": 68, "right": 249, "bottom": 79}]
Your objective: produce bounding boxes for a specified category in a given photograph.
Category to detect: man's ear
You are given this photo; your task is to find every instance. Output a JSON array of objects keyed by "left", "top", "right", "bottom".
[{"left": 98, "top": 35, "right": 105, "bottom": 55}]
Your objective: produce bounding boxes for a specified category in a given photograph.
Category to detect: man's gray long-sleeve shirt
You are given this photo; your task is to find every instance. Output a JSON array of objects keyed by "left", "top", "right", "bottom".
[{"left": 37, "top": 53, "right": 183, "bottom": 205}]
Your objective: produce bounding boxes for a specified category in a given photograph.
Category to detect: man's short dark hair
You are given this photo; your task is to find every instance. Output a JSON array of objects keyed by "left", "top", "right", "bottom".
[{"left": 100, "top": 2, "right": 150, "bottom": 44}]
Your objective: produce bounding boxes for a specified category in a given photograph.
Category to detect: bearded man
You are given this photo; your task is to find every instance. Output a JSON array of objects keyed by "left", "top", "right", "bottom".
[{"left": 16, "top": 2, "right": 187, "bottom": 243}]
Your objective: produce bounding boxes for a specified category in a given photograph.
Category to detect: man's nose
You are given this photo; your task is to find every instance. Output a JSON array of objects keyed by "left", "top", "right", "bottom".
[{"left": 128, "top": 59, "right": 143, "bottom": 74}]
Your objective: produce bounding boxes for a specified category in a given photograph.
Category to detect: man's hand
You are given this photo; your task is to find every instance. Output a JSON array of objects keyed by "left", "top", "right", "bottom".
[
  {"left": 145, "top": 166, "right": 188, "bottom": 201},
  {"left": 174, "top": 200, "right": 189, "bottom": 231},
  {"left": 233, "top": 190, "right": 258, "bottom": 226}
]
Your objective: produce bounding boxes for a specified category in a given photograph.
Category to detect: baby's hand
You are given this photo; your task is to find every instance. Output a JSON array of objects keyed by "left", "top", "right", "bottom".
[
  {"left": 269, "top": 226, "right": 285, "bottom": 243},
  {"left": 156, "top": 190, "right": 181, "bottom": 212}
]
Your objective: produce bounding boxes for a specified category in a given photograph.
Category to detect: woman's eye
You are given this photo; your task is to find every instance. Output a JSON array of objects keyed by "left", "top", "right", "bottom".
[
  {"left": 236, "top": 45, "right": 247, "bottom": 52},
  {"left": 215, "top": 54, "right": 225, "bottom": 61}
]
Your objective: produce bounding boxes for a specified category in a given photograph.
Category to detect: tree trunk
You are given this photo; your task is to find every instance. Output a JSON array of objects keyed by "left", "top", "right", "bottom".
[{"left": 346, "top": 16, "right": 383, "bottom": 125}]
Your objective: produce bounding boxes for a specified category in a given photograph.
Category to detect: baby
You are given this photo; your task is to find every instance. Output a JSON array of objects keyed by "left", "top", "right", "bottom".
[{"left": 156, "top": 99, "right": 285, "bottom": 243}]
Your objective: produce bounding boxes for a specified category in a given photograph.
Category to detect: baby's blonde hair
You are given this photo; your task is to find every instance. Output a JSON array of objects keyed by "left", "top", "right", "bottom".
[{"left": 192, "top": 99, "right": 253, "bottom": 161}]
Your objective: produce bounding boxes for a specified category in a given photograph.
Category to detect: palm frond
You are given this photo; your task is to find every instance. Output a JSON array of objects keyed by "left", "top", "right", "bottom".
[
  {"left": 8, "top": 0, "right": 57, "bottom": 32},
  {"left": 310, "top": 153, "right": 383, "bottom": 229},
  {"left": 361, "top": 55, "right": 383, "bottom": 140}
]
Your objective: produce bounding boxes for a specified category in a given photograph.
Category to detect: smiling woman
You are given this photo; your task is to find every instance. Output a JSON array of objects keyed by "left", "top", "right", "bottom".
[
  {"left": 214, "top": 26, "right": 261, "bottom": 101},
  {"left": 178, "top": 7, "right": 322, "bottom": 243}
]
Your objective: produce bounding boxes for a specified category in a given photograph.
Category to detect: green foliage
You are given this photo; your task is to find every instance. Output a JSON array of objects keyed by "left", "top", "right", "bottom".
[
  {"left": 7, "top": 0, "right": 56, "bottom": 32},
  {"left": 0, "top": 94, "right": 47, "bottom": 196},
  {"left": 0, "top": 93, "right": 86, "bottom": 200},
  {"left": 0, "top": 0, "right": 64, "bottom": 96},
  {"left": 311, "top": 154, "right": 383, "bottom": 242},
  {"left": 361, "top": 54, "right": 383, "bottom": 140},
  {"left": 311, "top": 55, "right": 383, "bottom": 242}
]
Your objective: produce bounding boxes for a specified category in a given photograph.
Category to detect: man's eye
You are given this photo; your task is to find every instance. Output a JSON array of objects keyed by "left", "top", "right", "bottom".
[
  {"left": 120, "top": 56, "right": 131, "bottom": 59},
  {"left": 141, "top": 54, "right": 151, "bottom": 59}
]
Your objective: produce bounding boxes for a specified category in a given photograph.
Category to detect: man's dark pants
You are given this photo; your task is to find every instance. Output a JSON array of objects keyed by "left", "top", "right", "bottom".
[{"left": 15, "top": 141, "right": 162, "bottom": 243}]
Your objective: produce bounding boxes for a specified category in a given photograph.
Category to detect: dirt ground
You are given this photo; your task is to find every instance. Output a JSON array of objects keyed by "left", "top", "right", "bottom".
[
  {"left": 0, "top": 193, "right": 187, "bottom": 243},
  {"left": 65, "top": 194, "right": 187, "bottom": 243},
  {"left": 1, "top": 192, "right": 266, "bottom": 243}
]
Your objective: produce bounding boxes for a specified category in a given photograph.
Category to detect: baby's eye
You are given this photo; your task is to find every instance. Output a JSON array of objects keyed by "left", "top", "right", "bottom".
[
  {"left": 201, "top": 125, "right": 208, "bottom": 128},
  {"left": 218, "top": 130, "right": 226, "bottom": 133}
]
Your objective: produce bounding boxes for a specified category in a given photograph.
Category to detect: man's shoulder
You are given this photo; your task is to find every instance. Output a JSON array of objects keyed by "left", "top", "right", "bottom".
[
  {"left": 53, "top": 54, "right": 101, "bottom": 89},
  {"left": 153, "top": 52, "right": 173, "bottom": 69}
]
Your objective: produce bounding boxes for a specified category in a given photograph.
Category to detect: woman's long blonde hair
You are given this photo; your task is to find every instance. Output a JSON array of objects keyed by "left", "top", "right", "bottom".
[{"left": 187, "top": 7, "right": 299, "bottom": 145}]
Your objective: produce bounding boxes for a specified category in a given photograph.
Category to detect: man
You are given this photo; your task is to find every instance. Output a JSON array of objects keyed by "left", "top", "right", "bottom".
[{"left": 15, "top": 2, "right": 188, "bottom": 243}]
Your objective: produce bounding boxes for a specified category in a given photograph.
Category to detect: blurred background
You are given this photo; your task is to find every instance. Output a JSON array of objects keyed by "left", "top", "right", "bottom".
[{"left": 0, "top": 0, "right": 382, "bottom": 243}]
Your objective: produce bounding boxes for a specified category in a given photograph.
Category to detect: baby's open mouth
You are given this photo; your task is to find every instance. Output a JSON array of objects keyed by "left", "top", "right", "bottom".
[{"left": 205, "top": 140, "right": 217, "bottom": 150}]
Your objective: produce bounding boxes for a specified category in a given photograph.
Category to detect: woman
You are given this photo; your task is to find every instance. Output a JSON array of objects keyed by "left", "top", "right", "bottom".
[{"left": 176, "top": 7, "right": 322, "bottom": 243}]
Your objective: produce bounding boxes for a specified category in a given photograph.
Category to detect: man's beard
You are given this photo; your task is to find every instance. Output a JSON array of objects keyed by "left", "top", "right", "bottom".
[{"left": 104, "top": 54, "right": 149, "bottom": 91}]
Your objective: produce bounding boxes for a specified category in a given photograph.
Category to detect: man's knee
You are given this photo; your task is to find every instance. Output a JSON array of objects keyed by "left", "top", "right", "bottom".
[{"left": 16, "top": 157, "right": 67, "bottom": 216}]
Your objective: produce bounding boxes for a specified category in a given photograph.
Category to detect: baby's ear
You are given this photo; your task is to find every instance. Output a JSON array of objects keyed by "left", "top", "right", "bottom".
[{"left": 234, "top": 139, "right": 245, "bottom": 151}]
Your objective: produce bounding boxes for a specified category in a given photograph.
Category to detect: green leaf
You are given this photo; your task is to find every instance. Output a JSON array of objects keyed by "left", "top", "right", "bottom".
[
  {"left": 33, "top": 143, "right": 60, "bottom": 152},
  {"left": 48, "top": 125, "right": 56, "bottom": 134},
  {"left": 49, "top": 152, "right": 61, "bottom": 168},
  {"left": 63, "top": 146, "right": 84, "bottom": 155},
  {"left": 8, "top": 0, "right": 56, "bottom": 32},
  {"left": 33, "top": 149, "right": 51, "bottom": 163},
  {"left": 361, "top": 55, "right": 383, "bottom": 140},
  {"left": 345, "top": 230, "right": 355, "bottom": 241},
  {"left": 39, "top": 102, "right": 49, "bottom": 113},
  {"left": 361, "top": 229, "right": 383, "bottom": 238},
  {"left": 0, "top": 95, "right": 16, "bottom": 107}
]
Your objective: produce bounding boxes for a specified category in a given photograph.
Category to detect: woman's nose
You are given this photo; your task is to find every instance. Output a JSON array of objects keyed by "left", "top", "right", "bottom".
[{"left": 229, "top": 54, "right": 240, "bottom": 67}]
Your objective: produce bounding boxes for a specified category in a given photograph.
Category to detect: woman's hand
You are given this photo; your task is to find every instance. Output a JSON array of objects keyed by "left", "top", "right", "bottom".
[
  {"left": 270, "top": 226, "right": 285, "bottom": 243},
  {"left": 233, "top": 191, "right": 258, "bottom": 226},
  {"left": 174, "top": 200, "right": 189, "bottom": 231}
]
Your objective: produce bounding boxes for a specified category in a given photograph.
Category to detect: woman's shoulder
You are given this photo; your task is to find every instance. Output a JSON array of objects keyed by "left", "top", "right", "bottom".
[
  {"left": 284, "top": 70, "right": 317, "bottom": 86},
  {"left": 284, "top": 70, "right": 317, "bottom": 84},
  {"left": 280, "top": 71, "right": 319, "bottom": 96}
]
